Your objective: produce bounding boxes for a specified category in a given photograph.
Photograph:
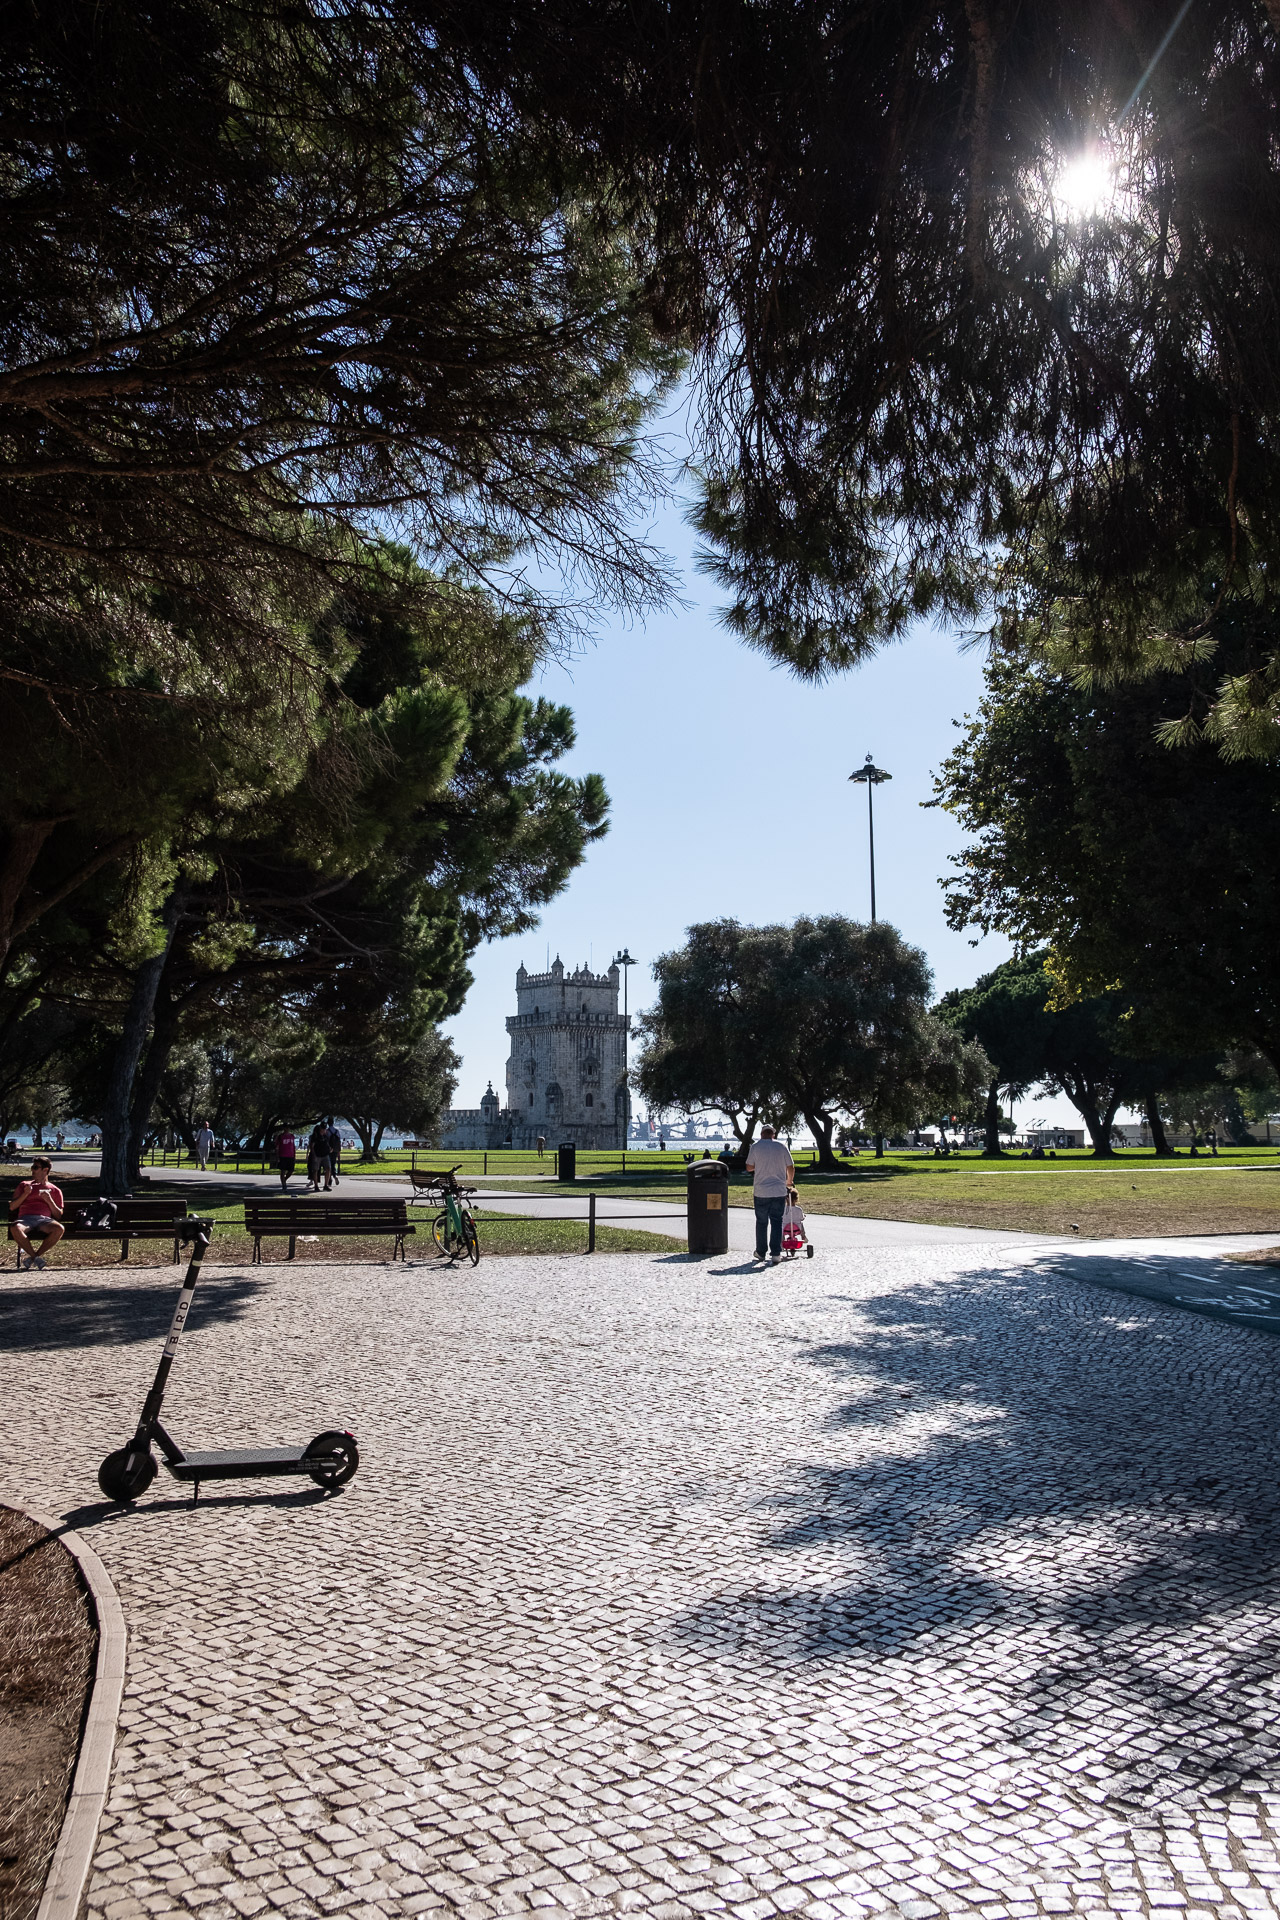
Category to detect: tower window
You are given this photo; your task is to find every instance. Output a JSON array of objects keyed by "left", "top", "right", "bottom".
[
  {"left": 585, "top": 1093, "right": 593, "bottom": 1107},
  {"left": 529, "top": 1093, "right": 534, "bottom": 1105}
]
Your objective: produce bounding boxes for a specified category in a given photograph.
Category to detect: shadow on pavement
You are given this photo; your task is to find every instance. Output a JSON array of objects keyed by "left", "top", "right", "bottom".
[
  {"left": 1042, "top": 1247, "right": 1280, "bottom": 1337},
  {"left": 0, "top": 1275, "right": 264, "bottom": 1351},
  {"left": 676, "top": 1260, "right": 1280, "bottom": 1812}
]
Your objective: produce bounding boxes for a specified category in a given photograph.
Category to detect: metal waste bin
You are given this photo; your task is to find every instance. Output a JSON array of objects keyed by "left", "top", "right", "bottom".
[
  {"left": 558, "top": 1141, "right": 577, "bottom": 1183},
  {"left": 687, "top": 1158, "right": 729, "bottom": 1255}
]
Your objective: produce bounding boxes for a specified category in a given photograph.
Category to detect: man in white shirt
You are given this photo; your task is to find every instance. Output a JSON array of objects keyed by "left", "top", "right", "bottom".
[
  {"left": 194, "top": 1121, "right": 214, "bottom": 1171},
  {"left": 746, "top": 1126, "right": 795, "bottom": 1265}
]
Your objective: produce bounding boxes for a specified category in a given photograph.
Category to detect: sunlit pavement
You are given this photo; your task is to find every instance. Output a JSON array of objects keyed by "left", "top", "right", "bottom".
[{"left": 5, "top": 1242, "right": 1280, "bottom": 1920}]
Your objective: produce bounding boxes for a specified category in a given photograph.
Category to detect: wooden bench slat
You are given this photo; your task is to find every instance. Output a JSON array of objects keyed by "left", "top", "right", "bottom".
[{"left": 242, "top": 1196, "right": 413, "bottom": 1263}]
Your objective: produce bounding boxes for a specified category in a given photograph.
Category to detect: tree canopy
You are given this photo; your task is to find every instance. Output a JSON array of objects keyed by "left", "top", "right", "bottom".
[
  {"left": 0, "top": 0, "right": 680, "bottom": 677},
  {"left": 933, "top": 644, "right": 1280, "bottom": 1076},
  {"left": 635, "top": 916, "right": 988, "bottom": 1168},
  {"left": 439, "top": 1, "right": 1280, "bottom": 738},
  {"left": 10, "top": 3, "right": 1280, "bottom": 743}
]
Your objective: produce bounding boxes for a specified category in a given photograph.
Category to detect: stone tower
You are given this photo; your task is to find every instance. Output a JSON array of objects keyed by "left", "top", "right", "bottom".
[{"left": 505, "top": 956, "right": 630, "bottom": 1148}]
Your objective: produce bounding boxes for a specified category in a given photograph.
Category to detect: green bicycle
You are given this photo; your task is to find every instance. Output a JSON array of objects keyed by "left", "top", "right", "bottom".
[{"left": 425, "top": 1165, "right": 481, "bottom": 1265}]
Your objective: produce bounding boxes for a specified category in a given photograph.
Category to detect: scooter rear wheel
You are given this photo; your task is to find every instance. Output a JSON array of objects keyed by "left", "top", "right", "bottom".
[
  {"left": 304, "top": 1430, "right": 359, "bottom": 1490},
  {"left": 98, "top": 1446, "right": 157, "bottom": 1504}
]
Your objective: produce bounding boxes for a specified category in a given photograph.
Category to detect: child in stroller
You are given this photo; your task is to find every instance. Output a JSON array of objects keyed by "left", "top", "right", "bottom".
[{"left": 781, "top": 1187, "right": 814, "bottom": 1259}]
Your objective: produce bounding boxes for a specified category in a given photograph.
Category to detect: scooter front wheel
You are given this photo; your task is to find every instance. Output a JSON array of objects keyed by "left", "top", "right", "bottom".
[
  {"left": 304, "top": 1430, "right": 359, "bottom": 1490},
  {"left": 98, "top": 1445, "right": 157, "bottom": 1504}
]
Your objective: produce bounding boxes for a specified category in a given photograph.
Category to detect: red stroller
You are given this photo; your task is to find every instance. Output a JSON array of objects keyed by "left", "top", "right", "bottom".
[{"left": 781, "top": 1188, "right": 814, "bottom": 1258}]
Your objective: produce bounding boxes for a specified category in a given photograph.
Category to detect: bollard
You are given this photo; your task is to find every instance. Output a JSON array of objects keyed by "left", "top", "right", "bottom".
[{"left": 588, "top": 1191, "right": 596, "bottom": 1253}]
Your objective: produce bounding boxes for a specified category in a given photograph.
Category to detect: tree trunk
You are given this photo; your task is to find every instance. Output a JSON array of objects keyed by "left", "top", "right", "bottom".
[
  {"left": 726, "top": 1107, "right": 761, "bottom": 1170},
  {"left": 126, "top": 995, "right": 181, "bottom": 1185},
  {"left": 873, "top": 1132, "right": 885, "bottom": 1158},
  {"left": 0, "top": 821, "right": 56, "bottom": 967},
  {"left": 98, "top": 901, "right": 180, "bottom": 1193},
  {"left": 1057, "top": 1076, "right": 1114, "bottom": 1156},
  {"left": 982, "top": 1078, "right": 1006, "bottom": 1157},
  {"left": 351, "top": 1115, "right": 378, "bottom": 1160},
  {"left": 1144, "top": 1090, "right": 1176, "bottom": 1156},
  {"left": 804, "top": 1109, "right": 842, "bottom": 1171}
]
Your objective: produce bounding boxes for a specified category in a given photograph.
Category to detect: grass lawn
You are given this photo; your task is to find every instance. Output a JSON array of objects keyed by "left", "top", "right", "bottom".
[
  {"left": 0, "top": 1173, "right": 679, "bottom": 1266},
  {"left": 459, "top": 1148, "right": 1280, "bottom": 1239}
]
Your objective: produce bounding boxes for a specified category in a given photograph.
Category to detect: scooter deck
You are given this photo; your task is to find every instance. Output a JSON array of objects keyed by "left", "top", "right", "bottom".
[{"left": 165, "top": 1445, "right": 313, "bottom": 1480}]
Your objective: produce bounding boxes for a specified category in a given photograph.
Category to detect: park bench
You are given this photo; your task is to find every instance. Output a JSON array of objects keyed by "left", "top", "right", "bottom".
[
  {"left": 242, "top": 1197, "right": 414, "bottom": 1264},
  {"left": 9, "top": 1196, "right": 189, "bottom": 1266}
]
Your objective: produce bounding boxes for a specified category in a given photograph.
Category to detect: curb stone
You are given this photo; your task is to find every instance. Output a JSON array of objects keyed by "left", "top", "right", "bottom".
[{"left": 4, "top": 1500, "right": 127, "bottom": 1920}]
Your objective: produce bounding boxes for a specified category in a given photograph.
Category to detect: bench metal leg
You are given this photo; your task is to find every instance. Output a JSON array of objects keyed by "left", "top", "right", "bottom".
[
  {"left": 288, "top": 1235, "right": 296, "bottom": 1259},
  {"left": 120, "top": 1238, "right": 130, "bottom": 1261}
]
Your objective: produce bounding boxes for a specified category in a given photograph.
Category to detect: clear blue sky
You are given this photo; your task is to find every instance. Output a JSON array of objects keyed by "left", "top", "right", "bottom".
[{"left": 444, "top": 494, "right": 1084, "bottom": 1132}]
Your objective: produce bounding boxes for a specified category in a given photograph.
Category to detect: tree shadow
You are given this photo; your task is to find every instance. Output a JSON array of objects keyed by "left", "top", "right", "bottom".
[
  {"left": 0, "top": 1274, "right": 264, "bottom": 1351},
  {"left": 676, "top": 1260, "right": 1280, "bottom": 1811},
  {"left": 1051, "top": 1246, "right": 1280, "bottom": 1337}
]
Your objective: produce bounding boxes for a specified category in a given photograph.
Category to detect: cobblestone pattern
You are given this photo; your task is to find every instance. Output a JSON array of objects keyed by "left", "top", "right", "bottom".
[{"left": 3, "top": 1247, "right": 1280, "bottom": 1920}]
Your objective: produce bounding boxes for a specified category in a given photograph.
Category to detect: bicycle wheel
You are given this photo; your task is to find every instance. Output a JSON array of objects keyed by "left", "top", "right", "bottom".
[
  {"left": 431, "top": 1211, "right": 454, "bottom": 1256},
  {"left": 461, "top": 1213, "right": 480, "bottom": 1266}
]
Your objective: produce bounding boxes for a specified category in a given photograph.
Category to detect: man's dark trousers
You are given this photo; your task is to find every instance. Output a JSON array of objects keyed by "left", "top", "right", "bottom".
[{"left": 754, "top": 1195, "right": 785, "bottom": 1258}]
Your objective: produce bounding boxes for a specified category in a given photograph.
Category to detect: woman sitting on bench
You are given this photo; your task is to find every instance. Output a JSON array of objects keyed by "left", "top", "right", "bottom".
[{"left": 9, "top": 1156, "right": 65, "bottom": 1270}]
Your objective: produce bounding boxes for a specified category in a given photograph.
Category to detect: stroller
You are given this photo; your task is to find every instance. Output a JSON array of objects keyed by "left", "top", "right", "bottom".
[{"left": 781, "top": 1188, "right": 814, "bottom": 1259}]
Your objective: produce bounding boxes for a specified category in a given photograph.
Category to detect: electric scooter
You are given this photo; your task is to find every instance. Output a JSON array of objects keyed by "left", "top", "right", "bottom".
[{"left": 98, "top": 1217, "right": 359, "bottom": 1504}]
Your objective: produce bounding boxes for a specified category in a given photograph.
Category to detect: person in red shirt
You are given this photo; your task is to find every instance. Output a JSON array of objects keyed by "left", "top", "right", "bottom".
[
  {"left": 275, "top": 1128, "right": 297, "bottom": 1191},
  {"left": 9, "top": 1156, "right": 65, "bottom": 1270}
]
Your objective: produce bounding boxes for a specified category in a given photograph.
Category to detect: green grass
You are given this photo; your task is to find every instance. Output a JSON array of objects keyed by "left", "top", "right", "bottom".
[
  {"left": 451, "top": 1147, "right": 1280, "bottom": 1240},
  {"left": 3, "top": 1173, "right": 679, "bottom": 1263}
]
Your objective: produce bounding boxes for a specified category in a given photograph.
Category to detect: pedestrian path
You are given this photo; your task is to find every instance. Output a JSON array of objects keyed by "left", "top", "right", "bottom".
[{"left": 6, "top": 1244, "right": 1280, "bottom": 1920}]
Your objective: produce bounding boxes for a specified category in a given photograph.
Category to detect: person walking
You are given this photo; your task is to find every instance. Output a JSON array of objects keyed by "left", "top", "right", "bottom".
[
  {"left": 325, "top": 1119, "right": 342, "bottom": 1186},
  {"left": 275, "top": 1126, "right": 297, "bottom": 1190},
  {"left": 308, "top": 1119, "right": 332, "bottom": 1192},
  {"left": 8, "top": 1156, "right": 65, "bottom": 1270},
  {"left": 194, "top": 1119, "right": 214, "bottom": 1171},
  {"left": 746, "top": 1125, "right": 795, "bottom": 1265},
  {"left": 536, "top": 1135, "right": 545, "bottom": 1159}
]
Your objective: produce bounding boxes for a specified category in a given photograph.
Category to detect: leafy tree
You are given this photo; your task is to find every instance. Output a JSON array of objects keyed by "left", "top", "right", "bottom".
[
  {"left": 632, "top": 922, "right": 776, "bottom": 1165},
  {"left": 13, "top": 4, "right": 1280, "bottom": 744},
  {"left": 933, "top": 643, "right": 1280, "bottom": 1078},
  {"left": 32, "top": 557, "right": 607, "bottom": 1189},
  {"left": 0, "top": 2, "right": 680, "bottom": 676},
  {"left": 937, "top": 957, "right": 1059, "bottom": 1157},
  {"left": 297, "top": 1030, "right": 459, "bottom": 1162},
  {"left": 446, "top": 2, "right": 1280, "bottom": 733},
  {"left": 635, "top": 916, "right": 988, "bottom": 1170}
]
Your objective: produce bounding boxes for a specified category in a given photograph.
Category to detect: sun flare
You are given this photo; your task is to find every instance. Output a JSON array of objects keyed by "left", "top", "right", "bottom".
[{"left": 1053, "top": 147, "right": 1115, "bottom": 218}]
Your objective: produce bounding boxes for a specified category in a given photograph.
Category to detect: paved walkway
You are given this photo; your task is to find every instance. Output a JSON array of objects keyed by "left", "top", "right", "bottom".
[
  {"left": 39, "top": 1158, "right": 1074, "bottom": 1251},
  {"left": 6, "top": 1244, "right": 1280, "bottom": 1920}
]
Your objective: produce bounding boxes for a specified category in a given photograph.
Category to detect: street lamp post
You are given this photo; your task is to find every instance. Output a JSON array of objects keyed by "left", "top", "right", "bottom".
[
  {"left": 613, "top": 947, "right": 636, "bottom": 1021},
  {"left": 847, "top": 755, "right": 892, "bottom": 922},
  {"left": 614, "top": 948, "right": 636, "bottom": 1144}
]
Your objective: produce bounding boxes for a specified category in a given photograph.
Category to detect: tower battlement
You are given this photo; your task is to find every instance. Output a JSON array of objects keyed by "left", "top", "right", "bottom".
[{"left": 439, "top": 953, "right": 630, "bottom": 1150}]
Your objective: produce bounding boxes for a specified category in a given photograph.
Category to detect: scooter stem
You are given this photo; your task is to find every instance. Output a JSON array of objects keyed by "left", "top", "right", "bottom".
[{"left": 131, "top": 1222, "right": 211, "bottom": 1447}]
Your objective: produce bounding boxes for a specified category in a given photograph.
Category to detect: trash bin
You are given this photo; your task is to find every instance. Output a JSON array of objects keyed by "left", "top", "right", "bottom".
[
  {"left": 687, "top": 1158, "right": 729, "bottom": 1255},
  {"left": 558, "top": 1141, "right": 577, "bottom": 1183}
]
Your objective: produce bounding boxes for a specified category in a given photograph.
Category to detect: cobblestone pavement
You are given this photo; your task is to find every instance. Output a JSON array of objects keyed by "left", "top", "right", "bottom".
[{"left": 5, "top": 1246, "right": 1280, "bottom": 1920}]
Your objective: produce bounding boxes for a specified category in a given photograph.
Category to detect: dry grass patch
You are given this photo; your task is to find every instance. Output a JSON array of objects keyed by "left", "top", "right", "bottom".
[
  {"left": 0, "top": 1508, "right": 97, "bottom": 1920},
  {"left": 766, "top": 1169, "right": 1280, "bottom": 1238}
]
